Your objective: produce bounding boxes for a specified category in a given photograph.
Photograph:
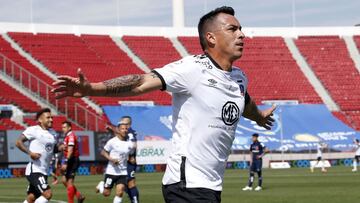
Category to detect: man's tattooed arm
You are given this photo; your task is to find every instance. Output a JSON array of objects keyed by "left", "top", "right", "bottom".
[
  {"left": 89, "top": 72, "right": 162, "bottom": 97},
  {"left": 103, "top": 74, "right": 143, "bottom": 96}
]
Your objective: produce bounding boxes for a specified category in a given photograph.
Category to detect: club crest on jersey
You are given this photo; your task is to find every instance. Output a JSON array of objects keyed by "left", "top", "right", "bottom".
[
  {"left": 45, "top": 143, "right": 53, "bottom": 152},
  {"left": 222, "top": 101, "right": 240, "bottom": 126}
]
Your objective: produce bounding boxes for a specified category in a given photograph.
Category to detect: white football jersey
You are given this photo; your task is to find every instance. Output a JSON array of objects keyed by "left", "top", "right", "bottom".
[
  {"left": 104, "top": 137, "right": 135, "bottom": 175},
  {"left": 154, "top": 54, "right": 248, "bottom": 191},
  {"left": 355, "top": 143, "right": 360, "bottom": 156},
  {"left": 23, "top": 125, "right": 58, "bottom": 175},
  {"left": 316, "top": 143, "right": 323, "bottom": 157}
]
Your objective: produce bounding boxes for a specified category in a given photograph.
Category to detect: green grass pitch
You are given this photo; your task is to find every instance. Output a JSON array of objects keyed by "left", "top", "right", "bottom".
[{"left": 0, "top": 166, "right": 359, "bottom": 203}]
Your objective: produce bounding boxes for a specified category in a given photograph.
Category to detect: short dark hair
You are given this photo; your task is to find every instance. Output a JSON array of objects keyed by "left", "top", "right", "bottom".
[
  {"left": 121, "top": 116, "right": 132, "bottom": 122},
  {"left": 252, "top": 133, "right": 259, "bottom": 137},
  {"left": 62, "top": 121, "right": 72, "bottom": 127},
  {"left": 198, "top": 6, "right": 235, "bottom": 51},
  {"left": 35, "top": 108, "right": 51, "bottom": 120}
]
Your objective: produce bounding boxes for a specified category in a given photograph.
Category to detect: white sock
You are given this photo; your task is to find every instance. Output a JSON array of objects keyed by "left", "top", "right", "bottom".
[
  {"left": 34, "top": 196, "right": 48, "bottom": 203},
  {"left": 113, "top": 196, "right": 122, "bottom": 203},
  {"left": 353, "top": 160, "right": 357, "bottom": 169},
  {"left": 97, "top": 181, "right": 104, "bottom": 194}
]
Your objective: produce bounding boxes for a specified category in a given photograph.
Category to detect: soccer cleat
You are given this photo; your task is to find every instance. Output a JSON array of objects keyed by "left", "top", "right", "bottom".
[
  {"left": 254, "top": 186, "right": 262, "bottom": 191},
  {"left": 242, "top": 186, "right": 252, "bottom": 191},
  {"left": 95, "top": 181, "right": 104, "bottom": 193},
  {"left": 321, "top": 168, "right": 327, "bottom": 173},
  {"left": 352, "top": 168, "right": 357, "bottom": 172},
  {"left": 77, "top": 195, "right": 85, "bottom": 203}
]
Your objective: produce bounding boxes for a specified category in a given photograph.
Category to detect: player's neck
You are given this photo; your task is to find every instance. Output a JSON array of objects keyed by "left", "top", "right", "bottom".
[
  {"left": 38, "top": 124, "right": 48, "bottom": 130},
  {"left": 117, "top": 135, "right": 125, "bottom": 141},
  {"left": 205, "top": 51, "right": 233, "bottom": 72}
]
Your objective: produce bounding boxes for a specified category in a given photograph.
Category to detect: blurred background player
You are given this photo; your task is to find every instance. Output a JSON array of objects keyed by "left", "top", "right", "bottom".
[
  {"left": 243, "top": 133, "right": 269, "bottom": 191},
  {"left": 352, "top": 139, "right": 360, "bottom": 172},
  {"left": 61, "top": 121, "right": 85, "bottom": 203},
  {"left": 15, "top": 108, "right": 61, "bottom": 203},
  {"left": 310, "top": 142, "right": 327, "bottom": 173},
  {"left": 106, "top": 116, "right": 140, "bottom": 203},
  {"left": 96, "top": 123, "right": 137, "bottom": 203},
  {"left": 49, "top": 153, "right": 60, "bottom": 185},
  {"left": 120, "top": 116, "right": 139, "bottom": 203}
]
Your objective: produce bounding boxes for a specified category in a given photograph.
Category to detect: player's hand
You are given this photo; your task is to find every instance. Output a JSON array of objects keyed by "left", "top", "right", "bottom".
[
  {"left": 256, "top": 105, "right": 276, "bottom": 130},
  {"left": 29, "top": 152, "right": 41, "bottom": 160},
  {"left": 61, "top": 164, "right": 67, "bottom": 172},
  {"left": 52, "top": 68, "right": 92, "bottom": 99}
]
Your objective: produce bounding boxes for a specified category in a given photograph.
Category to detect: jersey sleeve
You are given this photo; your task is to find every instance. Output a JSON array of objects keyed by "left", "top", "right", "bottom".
[
  {"left": 153, "top": 57, "right": 201, "bottom": 94},
  {"left": 103, "top": 140, "right": 112, "bottom": 152},
  {"left": 67, "top": 133, "right": 76, "bottom": 146},
  {"left": 22, "top": 126, "right": 36, "bottom": 141}
]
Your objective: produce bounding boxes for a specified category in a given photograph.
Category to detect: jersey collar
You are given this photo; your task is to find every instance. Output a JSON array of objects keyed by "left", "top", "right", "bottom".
[{"left": 205, "top": 53, "right": 233, "bottom": 73}]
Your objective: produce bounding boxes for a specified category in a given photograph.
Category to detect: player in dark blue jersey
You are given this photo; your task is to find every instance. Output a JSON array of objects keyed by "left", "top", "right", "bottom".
[
  {"left": 243, "top": 133, "right": 269, "bottom": 191},
  {"left": 119, "top": 116, "right": 139, "bottom": 203},
  {"left": 106, "top": 116, "right": 140, "bottom": 203}
]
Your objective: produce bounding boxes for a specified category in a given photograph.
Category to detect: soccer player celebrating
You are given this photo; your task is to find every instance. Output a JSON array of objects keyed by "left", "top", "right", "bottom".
[
  {"left": 352, "top": 139, "right": 360, "bottom": 172},
  {"left": 15, "top": 108, "right": 61, "bottom": 203},
  {"left": 310, "top": 142, "right": 327, "bottom": 173},
  {"left": 96, "top": 123, "right": 137, "bottom": 203},
  {"left": 61, "top": 121, "right": 85, "bottom": 203},
  {"left": 52, "top": 6, "right": 276, "bottom": 203},
  {"left": 243, "top": 133, "right": 269, "bottom": 191}
]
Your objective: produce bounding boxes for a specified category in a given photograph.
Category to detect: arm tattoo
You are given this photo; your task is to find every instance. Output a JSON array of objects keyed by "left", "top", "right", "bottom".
[{"left": 103, "top": 74, "right": 143, "bottom": 95}]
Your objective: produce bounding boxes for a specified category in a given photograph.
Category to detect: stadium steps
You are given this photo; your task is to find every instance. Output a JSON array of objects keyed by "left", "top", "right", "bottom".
[
  {"left": 284, "top": 37, "right": 339, "bottom": 111},
  {"left": 168, "top": 37, "right": 189, "bottom": 57},
  {"left": 111, "top": 36, "right": 173, "bottom": 98},
  {"left": 343, "top": 36, "right": 360, "bottom": 73},
  {"left": 122, "top": 36, "right": 182, "bottom": 69},
  {"left": 0, "top": 72, "right": 56, "bottom": 113},
  {"left": 111, "top": 36, "right": 151, "bottom": 73},
  {"left": 1, "top": 33, "right": 103, "bottom": 114}
]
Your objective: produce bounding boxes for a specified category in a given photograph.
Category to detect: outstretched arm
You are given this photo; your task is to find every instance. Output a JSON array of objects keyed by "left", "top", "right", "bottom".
[
  {"left": 242, "top": 98, "right": 276, "bottom": 130},
  {"left": 52, "top": 69, "right": 163, "bottom": 99}
]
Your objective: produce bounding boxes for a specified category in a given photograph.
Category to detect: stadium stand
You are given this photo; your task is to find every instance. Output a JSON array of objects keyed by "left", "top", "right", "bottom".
[
  {"left": 0, "top": 118, "right": 24, "bottom": 130},
  {"left": 296, "top": 36, "right": 360, "bottom": 130},
  {"left": 7, "top": 33, "right": 171, "bottom": 105},
  {"left": 0, "top": 79, "right": 41, "bottom": 112},
  {"left": 0, "top": 36, "right": 103, "bottom": 128},
  {"left": 122, "top": 36, "right": 182, "bottom": 69}
]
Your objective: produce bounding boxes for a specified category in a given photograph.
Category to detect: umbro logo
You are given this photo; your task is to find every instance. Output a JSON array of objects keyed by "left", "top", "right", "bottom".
[{"left": 208, "top": 79, "right": 217, "bottom": 87}]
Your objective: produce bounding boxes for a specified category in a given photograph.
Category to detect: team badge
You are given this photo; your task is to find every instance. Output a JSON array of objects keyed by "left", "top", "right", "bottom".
[{"left": 222, "top": 101, "right": 240, "bottom": 126}]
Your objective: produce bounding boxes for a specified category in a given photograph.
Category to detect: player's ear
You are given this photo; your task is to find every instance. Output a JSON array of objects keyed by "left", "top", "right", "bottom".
[{"left": 206, "top": 32, "right": 216, "bottom": 48}]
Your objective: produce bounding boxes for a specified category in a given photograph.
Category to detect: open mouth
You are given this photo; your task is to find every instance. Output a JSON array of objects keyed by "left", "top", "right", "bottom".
[{"left": 236, "top": 42, "right": 244, "bottom": 48}]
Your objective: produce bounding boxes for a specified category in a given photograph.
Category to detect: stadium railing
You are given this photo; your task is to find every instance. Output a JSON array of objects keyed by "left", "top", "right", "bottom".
[{"left": 0, "top": 53, "right": 106, "bottom": 131}]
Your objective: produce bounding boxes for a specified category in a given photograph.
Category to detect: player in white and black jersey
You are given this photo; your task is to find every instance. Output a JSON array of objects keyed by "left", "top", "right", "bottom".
[
  {"left": 95, "top": 123, "right": 136, "bottom": 203},
  {"left": 310, "top": 142, "right": 327, "bottom": 173},
  {"left": 352, "top": 139, "right": 360, "bottom": 172},
  {"left": 16, "top": 108, "right": 62, "bottom": 203},
  {"left": 53, "top": 6, "right": 276, "bottom": 203}
]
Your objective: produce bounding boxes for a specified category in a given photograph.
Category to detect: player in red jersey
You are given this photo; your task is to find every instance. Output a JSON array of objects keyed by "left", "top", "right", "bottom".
[{"left": 61, "top": 121, "right": 85, "bottom": 203}]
